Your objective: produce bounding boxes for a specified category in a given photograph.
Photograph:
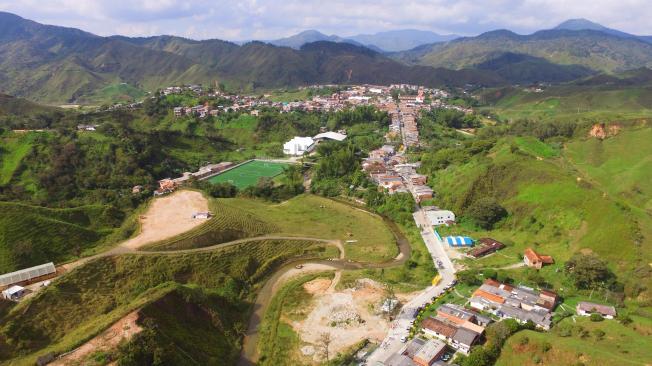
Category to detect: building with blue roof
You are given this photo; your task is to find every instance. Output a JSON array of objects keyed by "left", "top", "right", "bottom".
[{"left": 445, "top": 236, "right": 474, "bottom": 247}]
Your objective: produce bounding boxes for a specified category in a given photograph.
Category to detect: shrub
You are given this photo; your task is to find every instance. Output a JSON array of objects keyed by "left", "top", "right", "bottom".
[
  {"left": 465, "top": 197, "right": 507, "bottom": 229},
  {"left": 590, "top": 313, "right": 604, "bottom": 322}
]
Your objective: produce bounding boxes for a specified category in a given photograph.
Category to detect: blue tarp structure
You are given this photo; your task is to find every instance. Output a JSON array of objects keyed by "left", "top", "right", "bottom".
[
  {"left": 445, "top": 236, "right": 474, "bottom": 247},
  {"left": 434, "top": 229, "right": 443, "bottom": 242}
]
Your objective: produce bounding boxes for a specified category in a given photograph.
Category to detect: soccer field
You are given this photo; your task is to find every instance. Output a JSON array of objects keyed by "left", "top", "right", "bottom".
[{"left": 207, "top": 160, "right": 289, "bottom": 188}]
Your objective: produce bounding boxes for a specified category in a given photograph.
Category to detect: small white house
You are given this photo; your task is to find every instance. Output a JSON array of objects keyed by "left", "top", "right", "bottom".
[
  {"left": 426, "top": 210, "right": 456, "bottom": 226},
  {"left": 2, "top": 285, "right": 26, "bottom": 301},
  {"left": 283, "top": 136, "right": 314, "bottom": 156},
  {"left": 192, "top": 212, "right": 212, "bottom": 219},
  {"left": 576, "top": 301, "right": 617, "bottom": 319}
]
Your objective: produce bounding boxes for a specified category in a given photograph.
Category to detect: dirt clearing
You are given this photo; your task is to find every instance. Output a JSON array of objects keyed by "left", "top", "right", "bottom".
[
  {"left": 50, "top": 311, "right": 142, "bottom": 365},
  {"left": 121, "top": 190, "right": 209, "bottom": 250},
  {"left": 291, "top": 278, "right": 403, "bottom": 362}
]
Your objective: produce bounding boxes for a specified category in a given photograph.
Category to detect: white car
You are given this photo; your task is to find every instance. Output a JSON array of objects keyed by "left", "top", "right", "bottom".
[{"left": 400, "top": 336, "right": 407, "bottom": 343}]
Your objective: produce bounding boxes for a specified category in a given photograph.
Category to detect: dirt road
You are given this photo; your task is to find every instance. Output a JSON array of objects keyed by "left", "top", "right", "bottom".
[{"left": 237, "top": 209, "right": 411, "bottom": 366}]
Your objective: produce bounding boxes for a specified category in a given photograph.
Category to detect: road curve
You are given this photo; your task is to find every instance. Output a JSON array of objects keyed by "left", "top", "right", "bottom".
[
  {"left": 58, "top": 199, "right": 413, "bottom": 366},
  {"left": 237, "top": 212, "right": 412, "bottom": 366}
]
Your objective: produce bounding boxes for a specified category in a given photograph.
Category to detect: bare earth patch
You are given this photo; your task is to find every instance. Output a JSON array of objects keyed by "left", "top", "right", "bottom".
[
  {"left": 291, "top": 278, "right": 402, "bottom": 362},
  {"left": 50, "top": 311, "right": 142, "bottom": 365},
  {"left": 121, "top": 190, "right": 209, "bottom": 250},
  {"left": 303, "top": 277, "right": 332, "bottom": 295}
]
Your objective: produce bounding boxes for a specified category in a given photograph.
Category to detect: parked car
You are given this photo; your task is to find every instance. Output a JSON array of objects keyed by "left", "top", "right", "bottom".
[{"left": 400, "top": 336, "right": 407, "bottom": 343}]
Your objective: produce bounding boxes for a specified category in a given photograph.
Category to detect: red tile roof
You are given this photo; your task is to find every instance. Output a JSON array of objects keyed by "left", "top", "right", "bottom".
[
  {"left": 421, "top": 317, "right": 457, "bottom": 338},
  {"left": 472, "top": 289, "right": 505, "bottom": 304}
]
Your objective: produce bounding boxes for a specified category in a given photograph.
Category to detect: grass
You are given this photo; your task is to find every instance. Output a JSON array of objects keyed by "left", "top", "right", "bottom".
[
  {"left": 485, "top": 85, "right": 652, "bottom": 123},
  {"left": 218, "top": 195, "right": 397, "bottom": 262},
  {"left": 497, "top": 317, "right": 652, "bottom": 365},
  {"left": 145, "top": 198, "right": 279, "bottom": 251},
  {"left": 81, "top": 83, "right": 145, "bottom": 104},
  {"left": 429, "top": 133, "right": 652, "bottom": 317},
  {"left": 208, "top": 160, "right": 289, "bottom": 188},
  {"left": 267, "top": 89, "right": 310, "bottom": 102},
  {"left": 338, "top": 221, "right": 437, "bottom": 292},
  {"left": 145, "top": 194, "right": 397, "bottom": 263},
  {"left": 0, "top": 239, "right": 329, "bottom": 365},
  {"left": 258, "top": 272, "right": 334, "bottom": 366},
  {"left": 0, "top": 132, "right": 37, "bottom": 185},
  {"left": 513, "top": 136, "right": 559, "bottom": 158},
  {"left": 128, "top": 286, "right": 244, "bottom": 365},
  {"left": 0, "top": 202, "right": 121, "bottom": 272}
]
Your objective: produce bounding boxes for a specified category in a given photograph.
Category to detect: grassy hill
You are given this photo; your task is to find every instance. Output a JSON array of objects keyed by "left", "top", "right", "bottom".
[
  {"left": 0, "top": 132, "right": 37, "bottom": 185},
  {"left": 0, "top": 202, "right": 122, "bottom": 272},
  {"left": 119, "top": 287, "right": 244, "bottom": 365},
  {"left": 428, "top": 129, "right": 652, "bottom": 297},
  {"left": 146, "top": 194, "right": 397, "bottom": 263},
  {"left": 423, "top": 126, "right": 652, "bottom": 364},
  {"left": 480, "top": 83, "right": 652, "bottom": 123},
  {"left": 0, "top": 238, "right": 329, "bottom": 365},
  {"left": 497, "top": 316, "right": 652, "bottom": 365},
  {"left": 396, "top": 29, "right": 652, "bottom": 73}
]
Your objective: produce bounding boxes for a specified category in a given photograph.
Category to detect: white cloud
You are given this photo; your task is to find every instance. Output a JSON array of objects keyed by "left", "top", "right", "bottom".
[{"left": 0, "top": 0, "right": 651, "bottom": 40}]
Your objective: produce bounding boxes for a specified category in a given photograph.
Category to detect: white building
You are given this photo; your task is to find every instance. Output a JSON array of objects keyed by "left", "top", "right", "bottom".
[
  {"left": 283, "top": 136, "right": 314, "bottom": 156},
  {"left": 426, "top": 210, "right": 456, "bottom": 226},
  {"left": 313, "top": 131, "right": 347, "bottom": 142},
  {"left": 2, "top": 285, "right": 25, "bottom": 301}
]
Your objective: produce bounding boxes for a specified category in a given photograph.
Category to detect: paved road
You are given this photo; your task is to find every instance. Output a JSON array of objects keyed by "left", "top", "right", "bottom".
[{"left": 365, "top": 208, "right": 457, "bottom": 365}]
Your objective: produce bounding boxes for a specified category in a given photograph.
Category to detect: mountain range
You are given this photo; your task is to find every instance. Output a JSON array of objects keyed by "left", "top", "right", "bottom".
[
  {"left": 268, "top": 29, "right": 459, "bottom": 52},
  {"left": 2, "top": 11, "right": 652, "bottom": 104}
]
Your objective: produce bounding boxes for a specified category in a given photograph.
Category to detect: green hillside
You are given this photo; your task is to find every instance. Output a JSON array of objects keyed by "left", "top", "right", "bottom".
[
  {"left": 0, "top": 132, "right": 36, "bottom": 185},
  {"left": 425, "top": 129, "right": 652, "bottom": 299},
  {"left": 0, "top": 12, "right": 507, "bottom": 104},
  {"left": 146, "top": 194, "right": 397, "bottom": 263},
  {"left": 0, "top": 239, "right": 328, "bottom": 365},
  {"left": 497, "top": 317, "right": 652, "bottom": 366},
  {"left": 117, "top": 287, "right": 244, "bottom": 365},
  {"left": 398, "top": 29, "right": 652, "bottom": 73},
  {"left": 0, "top": 202, "right": 117, "bottom": 272},
  {"left": 481, "top": 83, "right": 652, "bottom": 123}
]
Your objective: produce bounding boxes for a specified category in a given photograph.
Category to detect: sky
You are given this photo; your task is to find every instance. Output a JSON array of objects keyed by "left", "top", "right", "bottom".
[{"left": 1, "top": 0, "right": 651, "bottom": 40}]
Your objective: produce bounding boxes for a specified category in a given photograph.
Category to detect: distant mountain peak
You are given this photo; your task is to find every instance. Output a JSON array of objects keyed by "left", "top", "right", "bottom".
[{"left": 555, "top": 18, "right": 609, "bottom": 31}]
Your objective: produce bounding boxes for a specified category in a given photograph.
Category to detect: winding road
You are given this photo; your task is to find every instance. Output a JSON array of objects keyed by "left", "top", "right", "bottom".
[
  {"left": 52, "top": 195, "right": 431, "bottom": 366},
  {"left": 237, "top": 215, "right": 412, "bottom": 366}
]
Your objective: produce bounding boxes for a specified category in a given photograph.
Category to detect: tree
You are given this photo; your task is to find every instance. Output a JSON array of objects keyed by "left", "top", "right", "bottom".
[
  {"left": 565, "top": 253, "right": 616, "bottom": 290},
  {"left": 318, "top": 332, "right": 332, "bottom": 361},
  {"left": 466, "top": 197, "right": 507, "bottom": 229}
]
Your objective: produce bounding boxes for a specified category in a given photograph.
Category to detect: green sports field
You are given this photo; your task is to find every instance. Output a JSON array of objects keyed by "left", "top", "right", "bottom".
[{"left": 207, "top": 160, "right": 289, "bottom": 188}]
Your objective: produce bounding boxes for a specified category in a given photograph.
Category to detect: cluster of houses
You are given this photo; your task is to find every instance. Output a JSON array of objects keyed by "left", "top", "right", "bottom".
[
  {"left": 164, "top": 83, "right": 462, "bottom": 121},
  {"left": 420, "top": 303, "right": 492, "bottom": 354},
  {"left": 470, "top": 279, "right": 557, "bottom": 330},
  {"left": 155, "top": 161, "right": 234, "bottom": 195},
  {"left": 363, "top": 150, "right": 434, "bottom": 202}
]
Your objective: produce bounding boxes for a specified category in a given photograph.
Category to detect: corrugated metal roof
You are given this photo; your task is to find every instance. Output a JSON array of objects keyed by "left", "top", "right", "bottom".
[{"left": 0, "top": 262, "right": 56, "bottom": 286}]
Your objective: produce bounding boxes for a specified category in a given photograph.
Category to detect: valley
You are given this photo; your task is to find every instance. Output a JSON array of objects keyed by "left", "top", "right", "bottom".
[{"left": 1, "top": 7, "right": 652, "bottom": 366}]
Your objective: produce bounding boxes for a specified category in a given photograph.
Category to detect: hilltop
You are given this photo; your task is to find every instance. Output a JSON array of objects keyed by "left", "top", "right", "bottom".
[
  {"left": 393, "top": 27, "right": 652, "bottom": 73},
  {"left": 0, "top": 12, "right": 503, "bottom": 103}
]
